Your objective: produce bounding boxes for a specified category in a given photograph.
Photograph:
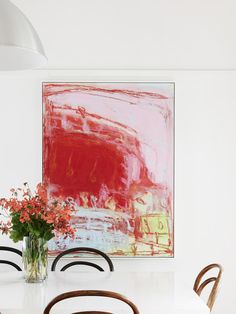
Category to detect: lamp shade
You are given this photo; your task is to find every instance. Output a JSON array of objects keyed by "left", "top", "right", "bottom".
[{"left": 0, "top": 0, "right": 47, "bottom": 70}]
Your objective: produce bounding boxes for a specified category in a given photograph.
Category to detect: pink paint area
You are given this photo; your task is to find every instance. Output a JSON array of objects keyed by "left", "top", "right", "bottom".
[{"left": 43, "top": 83, "right": 174, "bottom": 257}]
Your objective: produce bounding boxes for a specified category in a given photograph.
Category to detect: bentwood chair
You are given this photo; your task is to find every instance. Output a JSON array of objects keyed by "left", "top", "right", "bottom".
[
  {"left": 193, "top": 263, "right": 223, "bottom": 312},
  {"left": 0, "top": 246, "right": 22, "bottom": 271},
  {"left": 44, "top": 290, "right": 140, "bottom": 314},
  {"left": 51, "top": 247, "right": 114, "bottom": 272}
]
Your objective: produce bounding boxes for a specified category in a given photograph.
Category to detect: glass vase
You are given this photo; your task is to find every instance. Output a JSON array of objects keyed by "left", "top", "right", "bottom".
[{"left": 22, "top": 236, "right": 48, "bottom": 283}]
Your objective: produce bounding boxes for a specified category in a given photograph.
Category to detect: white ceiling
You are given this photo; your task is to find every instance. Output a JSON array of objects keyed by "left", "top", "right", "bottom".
[{"left": 11, "top": 0, "right": 236, "bottom": 69}]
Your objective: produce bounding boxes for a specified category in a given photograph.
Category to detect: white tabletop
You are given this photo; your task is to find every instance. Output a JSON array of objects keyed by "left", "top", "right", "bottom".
[{"left": 0, "top": 271, "right": 209, "bottom": 314}]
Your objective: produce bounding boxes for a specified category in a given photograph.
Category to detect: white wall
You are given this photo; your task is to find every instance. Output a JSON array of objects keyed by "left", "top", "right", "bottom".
[
  {"left": 0, "top": 70, "right": 235, "bottom": 314},
  {"left": 1, "top": 0, "right": 236, "bottom": 313},
  {"left": 11, "top": 0, "right": 236, "bottom": 70}
]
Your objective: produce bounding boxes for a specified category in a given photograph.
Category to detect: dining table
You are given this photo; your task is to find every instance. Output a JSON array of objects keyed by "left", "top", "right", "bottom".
[{"left": 0, "top": 271, "right": 210, "bottom": 314}]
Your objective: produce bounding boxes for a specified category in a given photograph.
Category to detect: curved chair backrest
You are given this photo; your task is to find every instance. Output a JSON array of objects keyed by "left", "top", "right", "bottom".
[
  {"left": 51, "top": 247, "right": 114, "bottom": 272},
  {"left": 193, "top": 263, "right": 223, "bottom": 311},
  {"left": 43, "top": 290, "right": 139, "bottom": 314},
  {"left": 0, "top": 246, "right": 22, "bottom": 271}
]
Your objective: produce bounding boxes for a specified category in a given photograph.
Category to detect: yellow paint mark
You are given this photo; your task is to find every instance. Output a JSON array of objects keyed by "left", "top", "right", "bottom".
[
  {"left": 139, "top": 213, "right": 169, "bottom": 234},
  {"left": 132, "top": 191, "right": 154, "bottom": 214},
  {"left": 80, "top": 192, "right": 89, "bottom": 208},
  {"left": 105, "top": 196, "right": 116, "bottom": 211}
]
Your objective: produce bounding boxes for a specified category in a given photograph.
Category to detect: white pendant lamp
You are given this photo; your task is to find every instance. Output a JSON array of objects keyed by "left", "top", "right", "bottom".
[{"left": 0, "top": 0, "right": 47, "bottom": 70}]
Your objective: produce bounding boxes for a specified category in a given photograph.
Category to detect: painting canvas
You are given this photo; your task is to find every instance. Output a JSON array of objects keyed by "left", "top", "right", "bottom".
[{"left": 43, "top": 82, "right": 174, "bottom": 257}]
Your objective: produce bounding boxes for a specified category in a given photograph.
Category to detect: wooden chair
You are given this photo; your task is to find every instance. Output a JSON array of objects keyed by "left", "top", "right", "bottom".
[
  {"left": 43, "top": 290, "right": 139, "bottom": 314},
  {"left": 0, "top": 246, "right": 22, "bottom": 271},
  {"left": 193, "top": 263, "right": 223, "bottom": 311},
  {"left": 51, "top": 247, "right": 114, "bottom": 272}
]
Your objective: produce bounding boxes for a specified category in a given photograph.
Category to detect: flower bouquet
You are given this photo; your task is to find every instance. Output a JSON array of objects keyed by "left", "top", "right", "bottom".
[{"left": 0, "top": 183, "right": 75, "bottom": 283}]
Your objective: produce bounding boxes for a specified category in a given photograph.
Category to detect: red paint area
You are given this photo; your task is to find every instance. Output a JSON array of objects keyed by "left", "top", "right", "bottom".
[{"left": 43, "top": 101, "right": 157, "bottom": 211}]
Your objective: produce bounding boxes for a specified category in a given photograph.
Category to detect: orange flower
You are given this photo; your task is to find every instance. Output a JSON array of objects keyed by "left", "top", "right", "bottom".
[{"left": 0, "top": 183, "right": 76, "bottom": 240}]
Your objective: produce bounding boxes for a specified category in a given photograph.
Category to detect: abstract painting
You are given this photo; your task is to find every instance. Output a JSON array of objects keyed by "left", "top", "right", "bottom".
[{"left": 43, "top": 82, "right": 174, "bottom": 257}]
